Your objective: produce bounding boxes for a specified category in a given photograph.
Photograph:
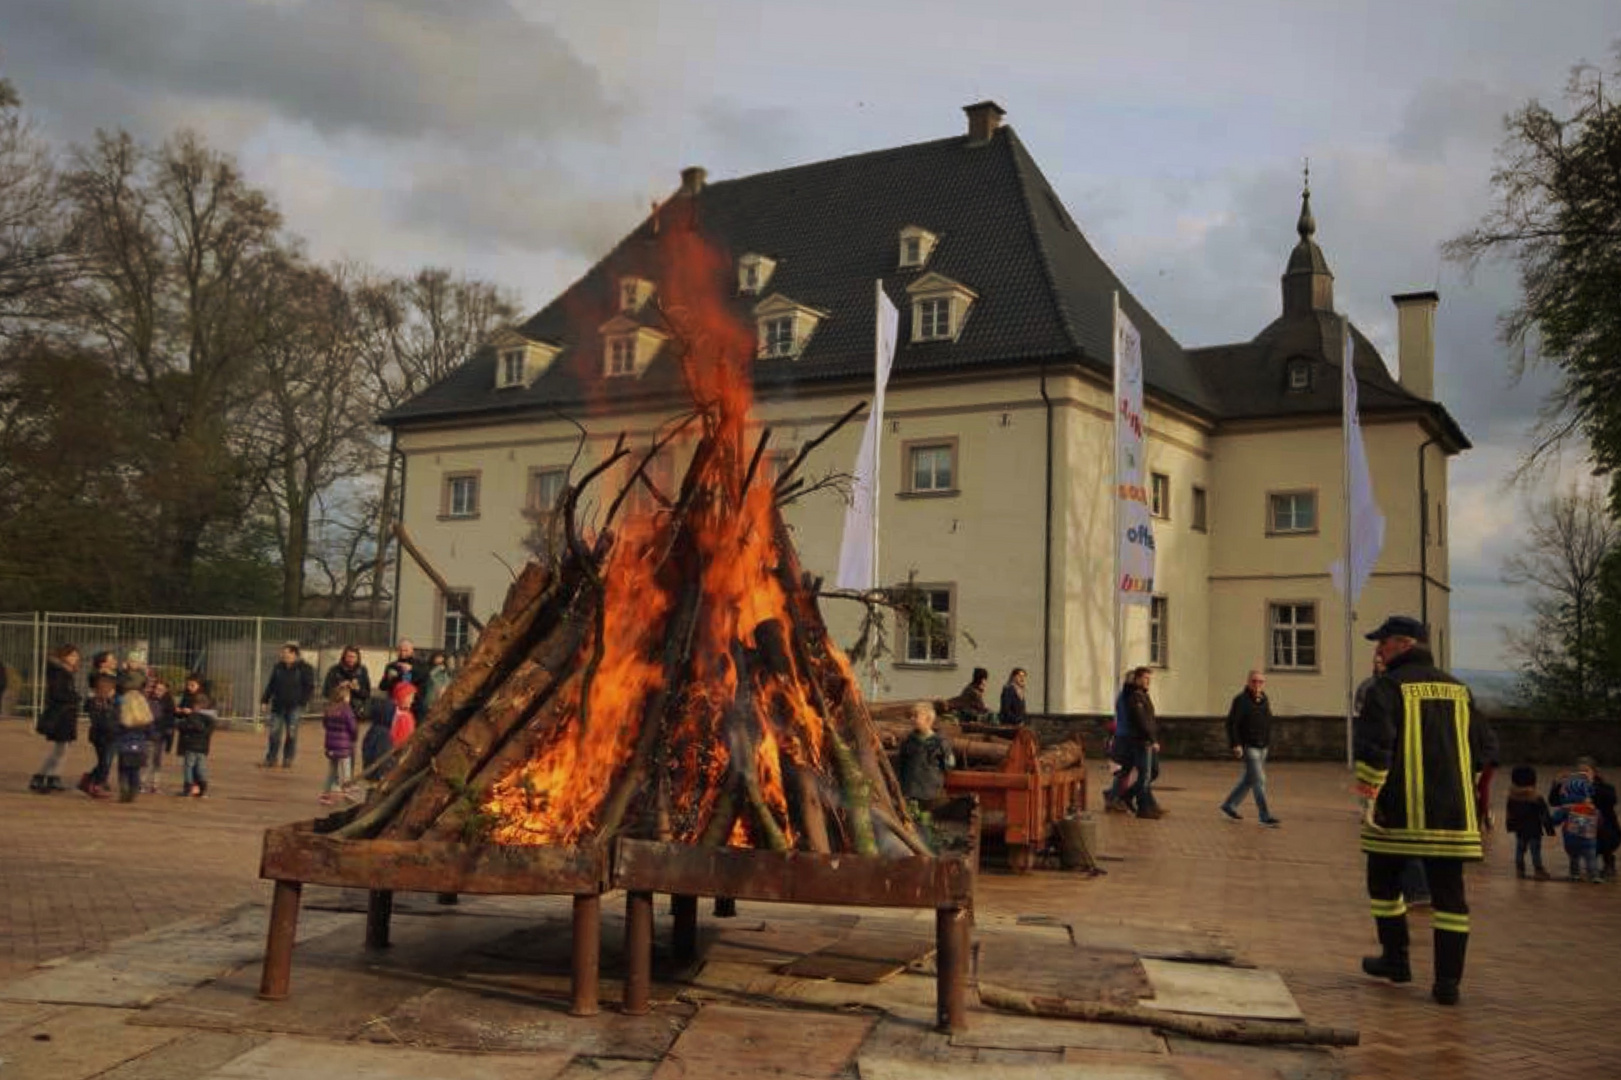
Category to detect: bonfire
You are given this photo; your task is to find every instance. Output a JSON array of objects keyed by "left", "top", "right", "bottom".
[{"left": 350, "top": 223, "right": 927, "bottom": 859}]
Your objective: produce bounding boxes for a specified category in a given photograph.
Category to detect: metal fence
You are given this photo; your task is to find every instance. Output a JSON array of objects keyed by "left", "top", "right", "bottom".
[{"left": 0, "top": 612, "right": 392, "bottom": 724}]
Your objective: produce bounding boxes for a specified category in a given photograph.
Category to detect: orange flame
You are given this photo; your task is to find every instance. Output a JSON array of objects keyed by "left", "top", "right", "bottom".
[{"left": 483, "top": 217, "right": 830, "bottom": 849}]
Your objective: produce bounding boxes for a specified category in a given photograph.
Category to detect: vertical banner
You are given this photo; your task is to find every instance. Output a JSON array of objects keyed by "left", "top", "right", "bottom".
[
  {"left": 1114, "top": 300, "right": 1155, "bottom": 604},
  {"left": 1330, "top": 321, "right": 1385, "bottom": 604},
  {"left": 836, "top": 282, "right": 900, "bottom": 591}
]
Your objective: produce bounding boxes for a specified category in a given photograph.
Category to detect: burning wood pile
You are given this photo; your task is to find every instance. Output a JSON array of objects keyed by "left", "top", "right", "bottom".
[{"left": 338, "top": 227, "right": 927, "bottom": 860}]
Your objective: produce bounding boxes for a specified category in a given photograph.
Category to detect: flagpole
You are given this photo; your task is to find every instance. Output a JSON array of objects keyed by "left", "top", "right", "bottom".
[
  {"left": 869, "top": 279, "right": 883, "bottom": 701},
  {"left": 1342, "top": 315, "right": 1355, "bottom": 771},
  {"left": 1112, "top": 291, "right": 1123, "bottom": 708}
]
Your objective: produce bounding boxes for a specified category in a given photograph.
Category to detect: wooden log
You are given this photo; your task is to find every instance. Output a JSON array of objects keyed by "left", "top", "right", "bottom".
[
  {"left": 791, "top": 764, "right": 832, "bottom": 855},
  {"left": 374, "top": 560, "right": 555, "bottom": 801},
  {"left": 332, "top": 771, "right": 425, "bottom": 840},
  {"left": 381, "top": 592, "right": 594, "bottom": 839},
  {"left": 977, "top": 983, "right": 1360, "bottom": 1047},
  {"left": 1036, "top": 740, "right": 1085, "bottom": 773}
]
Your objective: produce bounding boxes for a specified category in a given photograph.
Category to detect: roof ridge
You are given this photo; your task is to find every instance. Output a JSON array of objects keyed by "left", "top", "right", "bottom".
[{"left": 701, "top": 132, "right": 970, "bottom": 191}]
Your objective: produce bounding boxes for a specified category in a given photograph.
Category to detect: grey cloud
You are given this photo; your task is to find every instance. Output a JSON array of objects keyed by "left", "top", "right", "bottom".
[
  {"left": 1391, "top": 79, "right": 1520, "bottom": 164},
  {"left": 698, "top": 99, "right": 802, "bottom": 170},
  {"left": 1, "top": 0, "right": 618, "bottom": 147}
]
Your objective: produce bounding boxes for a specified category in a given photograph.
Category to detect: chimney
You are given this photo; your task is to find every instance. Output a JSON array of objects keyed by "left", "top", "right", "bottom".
[
  {"left": 963, "top": 100, "right": 1006, "bottom": 144},
  {"left": 679, "top": 166, "right": 706, "bottom": 196},
  {"left": 1391, "top": 291, "right": 1439, "bottom": 400}
]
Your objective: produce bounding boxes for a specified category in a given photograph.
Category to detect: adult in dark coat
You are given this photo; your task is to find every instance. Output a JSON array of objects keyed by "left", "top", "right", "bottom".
[
  {"left": 322, "top": 646, "right": 372, "bottom": 715},
  {"left": 260, "top": 643, "right": 316, "bottom": 768},
  {"left": 1219, "top": 670, "right": 1280, "bottom": 826},
  {"left": 30, "top": 644, "right": 81, "bottom": 793},
  {"left": 998, "top": 668, "right": 1028, "bottom": 725},
  {"left": 378, "top": 639, "right": 428, "bottom": 720},
  {"left": 1353, "top": 615, "right": 1493, "bottom": 1007},
  {"left": 1588, "top": 761, "right": 1619, "bottom": 880},
  {"left": 1123, "top": 667, "right": 1163, "bottom": 819}
]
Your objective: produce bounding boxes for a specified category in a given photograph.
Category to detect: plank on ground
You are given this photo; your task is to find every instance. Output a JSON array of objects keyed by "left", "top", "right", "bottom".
[
  {"left": 777, "top": 929, "right": 937, "bottom": 984},
  {"left": 651, "top": 1003, "right": 875, "bottom": 1080}
]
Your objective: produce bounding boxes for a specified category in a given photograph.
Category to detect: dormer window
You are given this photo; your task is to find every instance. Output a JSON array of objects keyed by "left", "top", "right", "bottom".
[
  {"left": 619, "top": 276, "right": 653, "bottom": 313},
  {"left": 490, "top": 329, "right": 561, "bottom": 389},
  {"left": 899, "top": 225, "right": 939, "bottom": 269},
  {"left": 905, "top": 272, "right": 977, "bottom": 344},
  {"left": 1287, "top": 358, "right": 1313, "bottom": 392},
  {"left": 738, "top": 253, "right": 776, "bottom": 295},
  {"left": 599, "top": 316, "right": 668, "bottom": 378},
  {"left": 753, "top": 294, "right": 828, "bottom": 360}
]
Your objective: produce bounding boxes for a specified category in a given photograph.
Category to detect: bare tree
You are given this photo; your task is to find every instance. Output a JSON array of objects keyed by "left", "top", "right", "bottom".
[
  {"left": 0, "top": 78, "right": 71, "bottom": 334},
  {"left": 1503, "top": 486, "right": 1621, "bottom": 715},
  {"left": 352, "top": 268, "right": 519, "bottom": 618}
]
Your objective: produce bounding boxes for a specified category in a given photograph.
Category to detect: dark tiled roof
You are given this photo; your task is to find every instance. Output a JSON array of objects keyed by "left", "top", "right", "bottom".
[{"left": 381, "top": 125, "right": 1215, "bottom": 426}]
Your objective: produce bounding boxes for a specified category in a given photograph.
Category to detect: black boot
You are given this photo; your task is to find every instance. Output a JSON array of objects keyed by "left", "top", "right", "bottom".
[
  {"left": 45, "top": 775, "right": 66, "bottom": 792},
  {"left": 1361, "top": 916, "right": 1412, "bottom": 983},
  {"left": 27, "top": 774, "right": 44, "bottom": 792},
  {"left": 1433, "top": 928, "right": 1467, "bottom": 1006}
]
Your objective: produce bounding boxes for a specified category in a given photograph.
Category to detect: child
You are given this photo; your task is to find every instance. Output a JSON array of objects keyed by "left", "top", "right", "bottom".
[
  {"left": 78, "top": 672, "right": 119, "bottom": 799},
  {"left": 1549, "top": 766, "right": 1602, "bottom": 883},
  {"left": 320, "top": 686, "right": 359, "bottom": 805},
  {"left": 360, "top": 692, "right": 397, "bottom": 781},
  {"left": 113, "top": 670, "right": 154, "bottom": 802},
  {"left": 144, "top": 677, "right": 175, "bottom": 794},
  {"left": 176, "top": 691, "right": 217, "bottom": 798},
  {"left": 895, "top": 701, "right": 956, "bottom": 809},
  {"left": 1504, "top": 765, "right": 1554, "bottom": 880},
  {"left": 389, "top": 683, "right": 418, "bottom": 749},
  {"left": 1593, "top": 763, "right": 1619, "bottom": 881}
]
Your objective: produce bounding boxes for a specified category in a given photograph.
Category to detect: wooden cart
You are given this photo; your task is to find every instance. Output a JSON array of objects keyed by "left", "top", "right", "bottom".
[{"left": 942, "top": 726, "right": 1085, "bottom": 873}]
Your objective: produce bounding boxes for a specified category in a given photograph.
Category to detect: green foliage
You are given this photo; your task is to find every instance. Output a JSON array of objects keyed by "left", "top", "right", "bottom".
[{"left": 1448, "top": 50, "right": 1621, "bottom": 506}]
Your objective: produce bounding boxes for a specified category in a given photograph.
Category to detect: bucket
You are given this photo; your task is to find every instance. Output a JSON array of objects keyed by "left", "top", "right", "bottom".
[{"left": 1056, "top": 812, "right": 1100, "bottom": 871}]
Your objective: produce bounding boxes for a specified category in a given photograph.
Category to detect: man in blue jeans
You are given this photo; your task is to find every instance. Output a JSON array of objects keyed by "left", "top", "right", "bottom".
[
  {"left": 260, "top": 643, "right": 315, "bottom": 769},
  {"left": 1220, "top": 670, "right": 1281, "bottom": 827},
  {"left": 1123, "top": 667, "right": 1164, "bottom": 819}
]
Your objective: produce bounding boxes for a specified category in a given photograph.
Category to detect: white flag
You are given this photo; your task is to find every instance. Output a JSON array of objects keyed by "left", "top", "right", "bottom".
[
  {"left": 836, "top": 282, "right": 900, "bottom": 591},
  {"left": 1330, "top": 321, "right": 1385, "bottom": 603},
  {"left": 1115, "top": 302, "right": 1155, "bottom": 605}
]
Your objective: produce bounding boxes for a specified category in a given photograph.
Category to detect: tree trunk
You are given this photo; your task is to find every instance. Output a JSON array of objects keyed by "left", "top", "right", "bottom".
[{"left": 368, "top": 444, "right": 398, "bottom": 623}]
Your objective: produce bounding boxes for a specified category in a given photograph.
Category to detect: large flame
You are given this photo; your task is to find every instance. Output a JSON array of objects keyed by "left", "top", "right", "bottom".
[{"left": 484, "top": 220, "right": 834, "bottom": 848}]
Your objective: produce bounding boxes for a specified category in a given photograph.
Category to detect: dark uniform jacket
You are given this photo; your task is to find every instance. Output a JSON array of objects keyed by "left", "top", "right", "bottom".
[
  {"left": 1353, "top": 646, "right": 1492, "bottom": 860},
  {"left": 1225, "top": 691, "right": 1271, "bottom": 749}
]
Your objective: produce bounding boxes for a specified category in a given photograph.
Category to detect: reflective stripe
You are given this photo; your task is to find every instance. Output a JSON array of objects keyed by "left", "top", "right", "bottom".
[
  {"left": 1402, "top": 686, "right": 1425, "bottom": 832},
  {"left": 1432, "top": 911, "right": 1470, "bottom": 933},
  {"left": 1455, "top": 697, "right": 1478, "bottom": 836},
  {"left": 1354, "top": 761, "right": 1388, "bottom": 788},
  {"left": 1370, "top": 897, "right": 1407, "bottom": 918},
  {"left": 1362, "top": 835, "right": 1484, "bottom": 860}
]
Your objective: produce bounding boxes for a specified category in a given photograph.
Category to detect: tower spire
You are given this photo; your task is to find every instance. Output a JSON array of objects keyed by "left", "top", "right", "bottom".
[{"left": 1297, "top": 158, "right": 1316, "bottom": 240}]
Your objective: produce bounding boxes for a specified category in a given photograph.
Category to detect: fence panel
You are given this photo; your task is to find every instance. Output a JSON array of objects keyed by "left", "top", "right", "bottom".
[
  {"left": 0, "top": 614, "right": 38, "bottom": 719},
  {"left": 16, "top": 613, "right": 390, "bottom": 724}
]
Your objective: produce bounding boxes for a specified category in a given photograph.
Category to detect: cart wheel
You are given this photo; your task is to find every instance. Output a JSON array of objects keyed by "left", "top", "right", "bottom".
[{"left": 1008, "top": 843, "right": 1035, "bottom": 874}]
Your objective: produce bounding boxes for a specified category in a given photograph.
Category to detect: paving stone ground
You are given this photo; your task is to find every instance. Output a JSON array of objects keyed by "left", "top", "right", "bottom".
[{"left": 2, "top": 718, "right": 1619, "bottom": 1078}]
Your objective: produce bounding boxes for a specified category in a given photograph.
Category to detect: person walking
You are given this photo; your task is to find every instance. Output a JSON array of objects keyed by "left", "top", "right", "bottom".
[
  {"left": 1219, "top": 670, "right": 1280, "bottom": 827},
  {"left": 322, "top": 645, "right": 372, "bottom": 715},
  {"left": 1104, "top": 670, "right": 1138, "bottom": 813},
  {"left": 1124, "top": 667, "right": 1164, "bottom": 819},
  {"left": 30, "top": 644, "right": 81, "bottom": 793},
  {"left": 1354, "top": 615, "right": 1492, "bottom": 1007},
  {"left": 260, "top": 643, "right": 316, "bottom": 769},
  {"left": 318, "top": 686, "right": 360, "bottom": 805}
]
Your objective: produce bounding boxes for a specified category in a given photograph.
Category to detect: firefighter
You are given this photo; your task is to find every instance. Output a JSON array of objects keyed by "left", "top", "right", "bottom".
[{"left": 1353, "top": 615, "right": 1493, "bottom": 1007}]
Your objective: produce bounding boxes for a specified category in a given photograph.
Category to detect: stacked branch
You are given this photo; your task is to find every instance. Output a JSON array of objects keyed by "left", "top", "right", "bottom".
[{"left": 333, "top": 404, "right": 928, "bottom": 858}]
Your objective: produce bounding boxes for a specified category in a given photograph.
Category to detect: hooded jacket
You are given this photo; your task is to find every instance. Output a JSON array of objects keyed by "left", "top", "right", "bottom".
[
  {"left": 1352, "top": 646, "right": 1493, "bottom": 860},
  {"left": 36, "top": 657, "right": 79, "bottom": 743}
]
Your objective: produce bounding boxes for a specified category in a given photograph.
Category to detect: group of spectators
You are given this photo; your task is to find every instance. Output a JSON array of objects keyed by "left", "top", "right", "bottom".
[{"left": 24, "top": 637, "right": 453, "bottom": 805}]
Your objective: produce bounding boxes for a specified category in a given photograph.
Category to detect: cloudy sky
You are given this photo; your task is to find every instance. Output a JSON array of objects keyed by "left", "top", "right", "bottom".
[{"left": 3, "top": 0, "right": 1616, "bottom": 668}]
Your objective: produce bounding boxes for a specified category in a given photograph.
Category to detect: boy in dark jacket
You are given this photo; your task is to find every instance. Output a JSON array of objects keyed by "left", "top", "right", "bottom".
[
  {"left": 78, "top": 672, "right": 119, "bottom": 799},
  {"left": 143, "top": 677, "right": 175, "bottom": 794},
  {"left": 176, "top": 692, "right": 217, "bottom": 798},
  {"left": 1504, "top": 765, "right": 1554, "bottom": 880},
  {"left": 896, "top": 702, "right": 955, "bottom": 808},
  {"left": 360, "top": 692, "right": 397, "bottom": 779}
]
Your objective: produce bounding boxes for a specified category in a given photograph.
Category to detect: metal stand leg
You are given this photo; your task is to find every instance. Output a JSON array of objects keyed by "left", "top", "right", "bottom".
[
  {"left": 713, "top": 896, "right": 737, "bottom": 918},
  {"left": 258, "top": 880, "right": 303, "bottom": 1001},
  {"left": 672, "top": 894, "right": 699, "bottom": 963},
  {"left": 936, "top": 905, "right": 969, "bottom": 1032},
  {"left": 365, "top": 890, "right": 393, "bottom": 949},
  {"left": 435, "top": 892, "right": 459, "bottom": 905},
  {"left": 570, "top": 894, "right": 601, "bottom": 1017},
  {"left": 624, "top": 890, "right": 654, "bottom": 1015}
]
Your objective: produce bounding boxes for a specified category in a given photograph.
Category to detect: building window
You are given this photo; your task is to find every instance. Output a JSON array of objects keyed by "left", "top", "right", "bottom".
[
  {"left": 500, "top": 349, "right": 526, "bottom": 387},
  {"left": 528, "top": 468, "right": 567, "bottom": 514},
  {"left": 1150, "top": 472, "right": 1170, "bottom": 519},
  {"left": 442, "top": 590, "right": 473, "bottom": 654},
  {"left": 762, "top": 451, "right": 793, "bottom": 486},
  {"left": 1268, "top": 491, "right": 1317, "bottom": 534},
  {"left": 905, "top": 440, "right": 956, "bottom": 494},
  {"left": 737, "top": 254, "right": 776, "bottom": 295},
  {"left": 1269, "top": 602, "right": 1318, "bottom": 671},
  {"left": 917, "top": 297, "right": 952, "bottom": 340},
  {"left": 763, "top": 316, "right": 796, "bottom": 357},
  {"left": 607, "top": 337, "right": 636, "bottom": 376},
  {"left": 1192, "top": 486, "right": 1208, "bottom": 532},
  {"left": 900, "top": 584, "right": 954, "bottom": 665},
  {"left": 1149, "top": 596, "right": 1169, "bottom": 668},
  {"left": 1287, "top": 359, "right": 1312, "bottom": 391},
  {"left": 625, "top": 451, "right": 675, "bottom": 518},
  {"left": 443, "top": 473, "right": 480, "bottom": 519},
  {"left": 744, "top": 264, "right": 758, "bottom": 291},
  {"left": 898, "top": 226, "right": 938, "bottom": 269}
]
